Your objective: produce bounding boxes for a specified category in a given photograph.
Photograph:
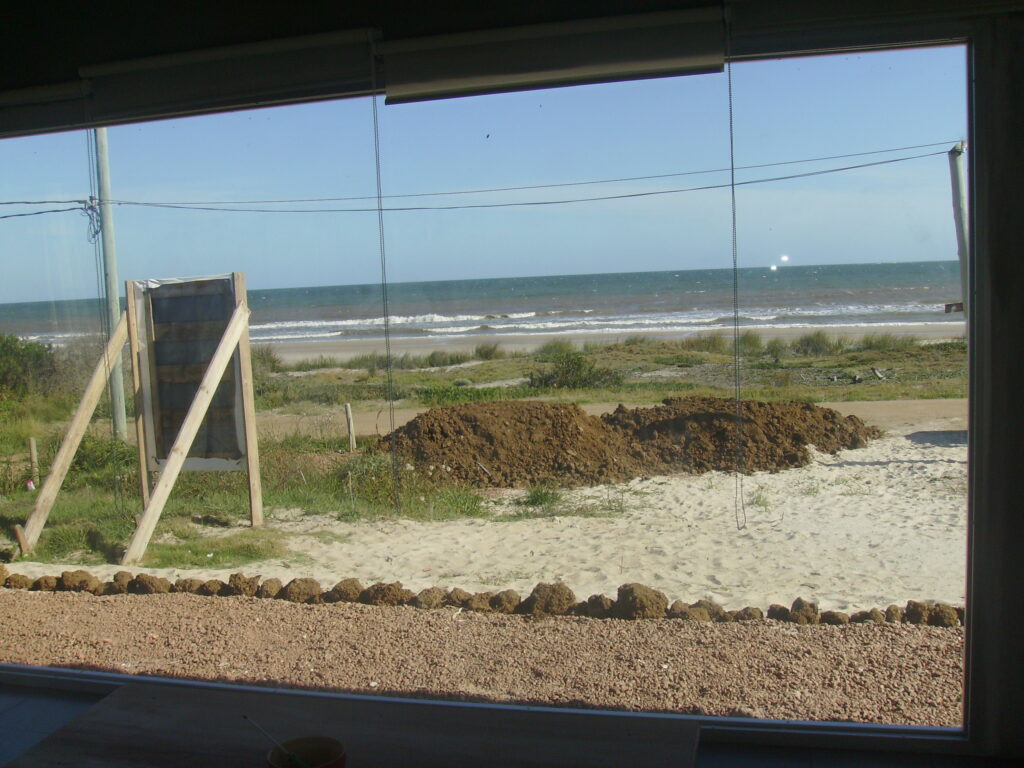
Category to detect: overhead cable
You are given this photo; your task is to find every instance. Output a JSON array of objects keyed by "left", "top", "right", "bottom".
[
  {"left": 109, "top": 150, "right": 947, "bottom": 214},
  {"left": 104, "top": 140, "right": 960, "bottom": 206},
  {"left": 0, "top": 206, "right": 84, "bottom": 220}
]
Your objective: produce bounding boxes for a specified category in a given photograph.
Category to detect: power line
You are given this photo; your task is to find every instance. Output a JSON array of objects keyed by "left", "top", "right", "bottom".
[
  {"left": 0, "top": 198, "right": 86, "bottom": 206},
  {"left": 0, "top": 206, "right": 83, "bottom": 220},
  {"left": 110, "top": 150, "right": 946, "bottom": 214},
  {"left": 105, "top": 140, "right": 959, "bottom": 206}
]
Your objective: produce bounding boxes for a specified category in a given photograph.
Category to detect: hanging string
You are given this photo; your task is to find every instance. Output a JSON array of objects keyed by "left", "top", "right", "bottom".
[
  {"left": 369, "top": 36, "right": 402, "bottom": 514},
  {"left": 724, "top": 11, "right": 747, "bottom": 531}
]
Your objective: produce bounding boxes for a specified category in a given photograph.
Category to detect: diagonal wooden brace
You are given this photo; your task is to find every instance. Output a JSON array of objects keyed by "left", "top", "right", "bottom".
[{"left": 16, "top": 313, "right": 128, "bottom": 554}]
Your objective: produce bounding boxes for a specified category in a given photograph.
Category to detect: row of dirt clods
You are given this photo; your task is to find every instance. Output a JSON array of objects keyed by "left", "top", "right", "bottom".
[
  {"left": 1, "top": 565, "right": 963, "bottom": 627},
  {"left": 380, "top": 397, "right": 884, "bottom": 488}
]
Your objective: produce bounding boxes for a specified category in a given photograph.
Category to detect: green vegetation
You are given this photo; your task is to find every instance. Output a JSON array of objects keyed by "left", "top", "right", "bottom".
[
  {"left": 0, "top": 334, "right": 56, "bottom": 399},
  {"left": 495, "top": 484, "right": 626, "bottom": 521},
  {"left": 519, "top": 485, "right": 562, "bottom": 507},
  {"left": 474, "top": 342, "right": 505, "bottom": 360},
  {"left": 534, "top": 339, "right": 576, "bottom": 361},
  {"left": 791, "top": 330, "right": 848, "bottom": 357},
  {"left": 679, "top": 333, "right": 729, "bottom": 354},
  {"left": 527, "top": 351, "right": 624, "bottom": 389}
]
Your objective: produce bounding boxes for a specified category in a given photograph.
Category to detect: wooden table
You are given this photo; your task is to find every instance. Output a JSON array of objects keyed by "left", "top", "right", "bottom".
[{"left": 7, "top": 682, "right": 699, "bottom": 767}]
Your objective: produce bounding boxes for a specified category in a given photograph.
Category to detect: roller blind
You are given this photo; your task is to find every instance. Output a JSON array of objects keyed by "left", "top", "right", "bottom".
[
  {"left": 0, "top": 30, "right": 375, "bottom": 139},
  {"left": 380, "top": 9, "right": 724, "bottom": 104}
]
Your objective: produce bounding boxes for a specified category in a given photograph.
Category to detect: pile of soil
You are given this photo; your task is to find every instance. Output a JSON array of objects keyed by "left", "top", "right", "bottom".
[
  {"left": 604, "top": 396, "right": 884, "bottom": 476},
  {"left": 382, "top": 400, "right": 640, "bottom": 487},
  {"left": 380, "top": 396, "right": 882, "bottom": 488}
]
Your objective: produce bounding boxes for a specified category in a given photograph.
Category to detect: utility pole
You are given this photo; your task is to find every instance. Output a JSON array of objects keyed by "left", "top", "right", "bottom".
[
  {"left": 948, "top": 142, "right": 970, "bottom": 325},
  {"left": 93, "top": 127, "right": 128, "bottom": 440}
]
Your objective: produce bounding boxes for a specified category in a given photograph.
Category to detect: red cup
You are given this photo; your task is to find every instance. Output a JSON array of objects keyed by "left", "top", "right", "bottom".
[{"left": 267, "top": 736, "right": 347, "bottom": 768}]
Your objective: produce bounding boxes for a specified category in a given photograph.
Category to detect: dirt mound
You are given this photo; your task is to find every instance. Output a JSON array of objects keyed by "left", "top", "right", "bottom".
[
  {"left": 602, "top": 396, "right": 883, "bottom": 476},
  {"left": 381, "top": 400, "right": 641, "bottom": 487},
  {"left": 380, "top": 397, "right": 881, "bottom": 488}
]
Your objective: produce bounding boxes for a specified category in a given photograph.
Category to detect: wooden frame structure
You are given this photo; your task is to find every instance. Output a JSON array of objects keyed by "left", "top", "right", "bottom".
[{"left": 14, "top": 272, "right": 262, "bottom": 565}]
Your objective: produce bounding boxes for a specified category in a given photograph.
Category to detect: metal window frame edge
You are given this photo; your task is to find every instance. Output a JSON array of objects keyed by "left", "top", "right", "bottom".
[{"left": 2, "top": 7, "right": 1019, "bottom": 760}]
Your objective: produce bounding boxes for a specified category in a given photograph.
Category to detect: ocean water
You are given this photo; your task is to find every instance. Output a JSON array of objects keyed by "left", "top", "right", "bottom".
[{"left": 1, "top": 261, "right": 964, "bottom": 346}]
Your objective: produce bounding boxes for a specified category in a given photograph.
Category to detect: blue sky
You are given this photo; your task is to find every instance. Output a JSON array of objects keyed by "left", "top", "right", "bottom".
[{"left": 0, "top": 45, "right": 966, "bottom": 304}]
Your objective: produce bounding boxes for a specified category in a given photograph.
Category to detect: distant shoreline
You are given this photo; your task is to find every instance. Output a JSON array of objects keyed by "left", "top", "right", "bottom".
[{"left": 266, "top": 322, "right": 966, "bottom": 363}]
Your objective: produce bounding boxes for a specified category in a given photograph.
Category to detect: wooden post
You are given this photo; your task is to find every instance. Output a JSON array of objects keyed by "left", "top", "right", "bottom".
[
  {"left": 125, "top": 281, "right": 151, "bottom": 509},
  {"left": 345, "top": 403, "right": 356, "bottom": 452},
  {"left": 28, "top": 438, "right": 39, "bottom": 486},
  {"left": 16, "top": 313, "right": 128, "bottom": 554},
  {"left": 121, "top": 305, "right": 249, "bottom": 565},
  {"left": 948, "top": 142, "right": 970, "bottom": 325},
  {"left": 232, "top": 273, "right": 263, "bottom": 528}
]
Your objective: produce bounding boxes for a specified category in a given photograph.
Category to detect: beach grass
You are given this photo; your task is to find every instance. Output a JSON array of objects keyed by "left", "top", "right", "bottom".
[
  {"left": 494, "top": 484, "right": 627, "bottom": 521},
  {"left": 250, "top": 332, "right": 966, "bottom": 412}
]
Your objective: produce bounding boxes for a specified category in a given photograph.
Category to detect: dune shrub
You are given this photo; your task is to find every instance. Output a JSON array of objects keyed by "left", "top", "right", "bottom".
[
  {"left": 0, "top": 334, "right": 56, "bottom": 399},
  {"left": 527, "top": 351, "right": 623, "bottom": 389},
  {"left": 474, "top": 342, "right": 505, "bottom": 360},
  {"left": 679, "top": 334, "right": 728, "bottom": 354},
  {"left": 791, "top": 331, "right": 846, "bottom": 357}
]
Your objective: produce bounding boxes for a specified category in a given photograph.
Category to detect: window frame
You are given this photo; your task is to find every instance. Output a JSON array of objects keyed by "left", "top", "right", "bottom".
[{"left": 2, "top": 7, "right": 1022, "bottom": 759}]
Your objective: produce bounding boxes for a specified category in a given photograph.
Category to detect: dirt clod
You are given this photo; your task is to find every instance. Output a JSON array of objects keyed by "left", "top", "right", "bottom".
[
  {"left": 928, "top": 604, "right": 960, "bottom": 627},
  {"left": 613, "top": 583, "right": 668, "bottom": 620},
  {"left": 4, "top": 573, "right": 31, "bottom": 590},
  {"left": 359, "top": 582, "right": 413, "bottom": 607},
  {"left": 280, "top": 578, "right": 323, "bottom": 604},
  {"left": 173, "top": 578, "right": 205, "bottom": 595},
  {"left": 128, "top": 574, "right": 171, "bottom": 595},
  {"left": 820, "top": 610, "right": 850, "bottom": 625},
  {"left": 490, "top": 589, "right": 521, "bottom": 614},
  {"left": 257, "top": 578, "right": 283, "bottom": 599},
  {"left": 59, "top": 570, "right": 99, "bottom": 593},
  {"left": 734, "top": 606, "right": 764, "bottom": 621},
  {"left": 324, "top": 578, "right": 364, "bottom": 604},
  {"left": 465, "top": 592, "right": 494, "bottom": 612},
  {"left": 690, "top": 599, "right": 727, "bottom": 621},
  {"left": 904, "top": 601, "right": 931, "bottom": 625},
  {"left": 518, "top": 582, "right": 576, "bottom": 618},
  {"left": 227, "top": 573, "right": 260, "bottom": 597},
  {"left": 381, "top": 397, "right": 882, "bottom": 488},
  {"left": 585, "top": 594, "right": 615, "bottom": 619},
  {"left": 412, "top": 587, "right": 447, "bottom": 610},
  {"left": 790, "top": 597, "right": 819, "bottom": 625},
  {"left": 31, "top": 575, "right": 58, "bottom": 591},
  {"left": 197, "top": 579, "right": 227, "bottom": 597},
  {"left": 670, "top": 601, "right": 711, "bottom": 621},
  {"left": 885, "top": 604, "right": 905, "bottom": 623},
  {"left": 447, "top": 588, "right": 472, "bottom": 607}
]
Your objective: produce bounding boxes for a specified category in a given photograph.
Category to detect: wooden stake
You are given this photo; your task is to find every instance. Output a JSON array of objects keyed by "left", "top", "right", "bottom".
[
  {"left": 28, "top": 437, "right": 39, "bottom": 486},
  {"left": 17, "top": 313, "right": 128, "bottom": 554},
  {"left": 121, "top": 305, "right": 249, "bottom": 565},
  {"left": 345, "top": 403, "right": 356, "bottom": 452},
  {"left": 232, "top": 273, "right": 263, "bottom": 528},
  {"left": 125, "top": 281, "right": 151, "bottom": 509}
]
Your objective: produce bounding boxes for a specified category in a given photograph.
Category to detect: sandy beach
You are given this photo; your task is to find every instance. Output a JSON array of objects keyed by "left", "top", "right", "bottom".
[{"left": 10, "top": 398, "right": 967, "bottom": 613}]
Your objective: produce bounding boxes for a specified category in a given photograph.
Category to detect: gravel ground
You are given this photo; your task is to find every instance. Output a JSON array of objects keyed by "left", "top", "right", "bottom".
[{"left": 0, "top": 591, "right": 962, "bottom": 727}]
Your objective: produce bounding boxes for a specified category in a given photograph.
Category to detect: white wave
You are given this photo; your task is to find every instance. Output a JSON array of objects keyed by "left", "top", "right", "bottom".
[{"left": 251, "top": 311, "right": 538, "bottom": 332}]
